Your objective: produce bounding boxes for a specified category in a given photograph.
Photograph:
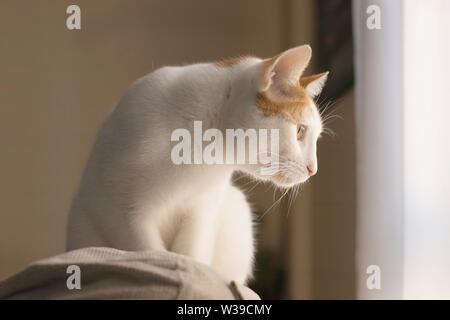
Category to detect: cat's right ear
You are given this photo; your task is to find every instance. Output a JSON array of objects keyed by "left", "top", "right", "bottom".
[{"left": 256, "top": 45, "right": 312, "bottom": 92}]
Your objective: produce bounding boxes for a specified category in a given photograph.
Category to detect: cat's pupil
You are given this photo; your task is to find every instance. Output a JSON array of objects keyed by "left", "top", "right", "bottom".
[{"left": 297, "top": 125, "right": 307, "bottom": 140}]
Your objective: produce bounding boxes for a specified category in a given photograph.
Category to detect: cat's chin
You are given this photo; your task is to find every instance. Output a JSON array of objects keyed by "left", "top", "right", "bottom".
[
  {"left": 270, "top": 172, "right": 309, "bottom": 188},
  {"left": 240, "top": 167, "right": 309, "bottom": 188}
]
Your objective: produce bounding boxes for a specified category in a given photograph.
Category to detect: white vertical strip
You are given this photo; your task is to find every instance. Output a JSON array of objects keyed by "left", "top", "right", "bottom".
[
  {"left": 353, "top": 0, "right": 405, "bottom": 299},
  {"left": 403, "top": 0, "right": 450, "bottom": 299}
]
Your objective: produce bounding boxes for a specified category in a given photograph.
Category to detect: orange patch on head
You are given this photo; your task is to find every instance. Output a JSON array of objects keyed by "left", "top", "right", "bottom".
[
  {"left": 214, "top": 55, "right": 255, "bottom": 68},
  {"left": 255, "top": 84, "right": 315, "bottom": 124}
]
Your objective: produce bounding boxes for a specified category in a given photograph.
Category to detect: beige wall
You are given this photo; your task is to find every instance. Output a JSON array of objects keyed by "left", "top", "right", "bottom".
[{"left": 311, "top": 90, "right": 356, "bottom": 299}]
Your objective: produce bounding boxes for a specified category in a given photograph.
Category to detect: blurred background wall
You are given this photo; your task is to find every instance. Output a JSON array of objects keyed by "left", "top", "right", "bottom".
[{"left": 0, "top": 0, "right": 356, "bottom": 299}]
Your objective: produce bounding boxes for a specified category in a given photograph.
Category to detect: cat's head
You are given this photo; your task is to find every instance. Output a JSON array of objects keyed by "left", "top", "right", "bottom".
[{"left": 223, "top": 45, "right": 328, "bottom": 188}]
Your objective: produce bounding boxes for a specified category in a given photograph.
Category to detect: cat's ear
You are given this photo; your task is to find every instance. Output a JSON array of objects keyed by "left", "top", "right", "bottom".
[
  {"left": 257, "top": 45, "right": 312, "bottom": 92},
  {"left": 300, "top": 72, "right": 329, "bottom": 97}
]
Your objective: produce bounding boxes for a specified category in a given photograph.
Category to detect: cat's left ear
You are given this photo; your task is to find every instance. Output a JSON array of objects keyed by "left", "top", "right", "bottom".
[
  {"left": 300, "top": 72, "right": 329, "bottom": 97},
  {"left": 257, "top": 45, "right": 312, "bottom": 92}
]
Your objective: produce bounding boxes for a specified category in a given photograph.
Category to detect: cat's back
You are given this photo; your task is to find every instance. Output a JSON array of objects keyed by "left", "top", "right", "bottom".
[
  {"left": 124, "top": 63, "right": 217, "bottom": 99},
  {"left": 108, "top": 62, "right": 229, "bottom": 140},
  {"left": 79, "top": 62, "right": 225, "bottom": 184}
]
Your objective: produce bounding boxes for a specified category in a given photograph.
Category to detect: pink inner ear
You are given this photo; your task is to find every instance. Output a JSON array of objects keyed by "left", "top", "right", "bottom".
[
  {"left": 258, "top": 45, "right": 313, "bottom": 93},
  {"left": 300, "top": 72, "right": 329, "bottom": 97},
  {"left": 271, "top": 45, "right": 312, "bottom": 86},
  {"left": 258, "top": 57, "right": 278, "bottom": 92}
]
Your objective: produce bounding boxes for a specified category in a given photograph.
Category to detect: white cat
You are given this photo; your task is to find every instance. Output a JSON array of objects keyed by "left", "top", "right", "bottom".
[{"left": 67, "top": 45, "right": 328, "bottom": 284}]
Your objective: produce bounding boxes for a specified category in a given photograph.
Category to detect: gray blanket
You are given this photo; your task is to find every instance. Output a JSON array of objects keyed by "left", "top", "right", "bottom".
[{"left": 0, "top": 247, "right": 260, "bottom": 300}]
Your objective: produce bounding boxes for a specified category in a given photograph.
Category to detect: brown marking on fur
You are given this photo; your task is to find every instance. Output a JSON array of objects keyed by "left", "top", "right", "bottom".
[
  {"left": 214, "top": 55, "right": 256, "bottom": 68},
  {"left": 255, "top": 84, "right": 315, "bottom": 124}
]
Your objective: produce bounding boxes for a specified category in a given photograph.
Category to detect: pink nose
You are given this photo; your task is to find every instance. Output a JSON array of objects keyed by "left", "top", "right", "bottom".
[{"left": 307, "top": 166, "right": 316, "bottom": 176}]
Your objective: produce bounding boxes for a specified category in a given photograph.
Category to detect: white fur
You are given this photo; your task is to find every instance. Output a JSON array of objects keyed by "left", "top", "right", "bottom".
[{"left": 67, "top": 46, "right": 325, "bottom": 284}]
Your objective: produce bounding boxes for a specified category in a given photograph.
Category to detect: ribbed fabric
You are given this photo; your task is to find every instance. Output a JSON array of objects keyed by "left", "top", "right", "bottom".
[{"left": 0, "top": 247, "right": 259, "bottom": 300}]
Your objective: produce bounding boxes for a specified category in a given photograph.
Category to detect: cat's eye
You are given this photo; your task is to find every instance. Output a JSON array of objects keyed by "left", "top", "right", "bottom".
[{"left": 297, "top": 125, "right": 307, "bottom": 140}]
